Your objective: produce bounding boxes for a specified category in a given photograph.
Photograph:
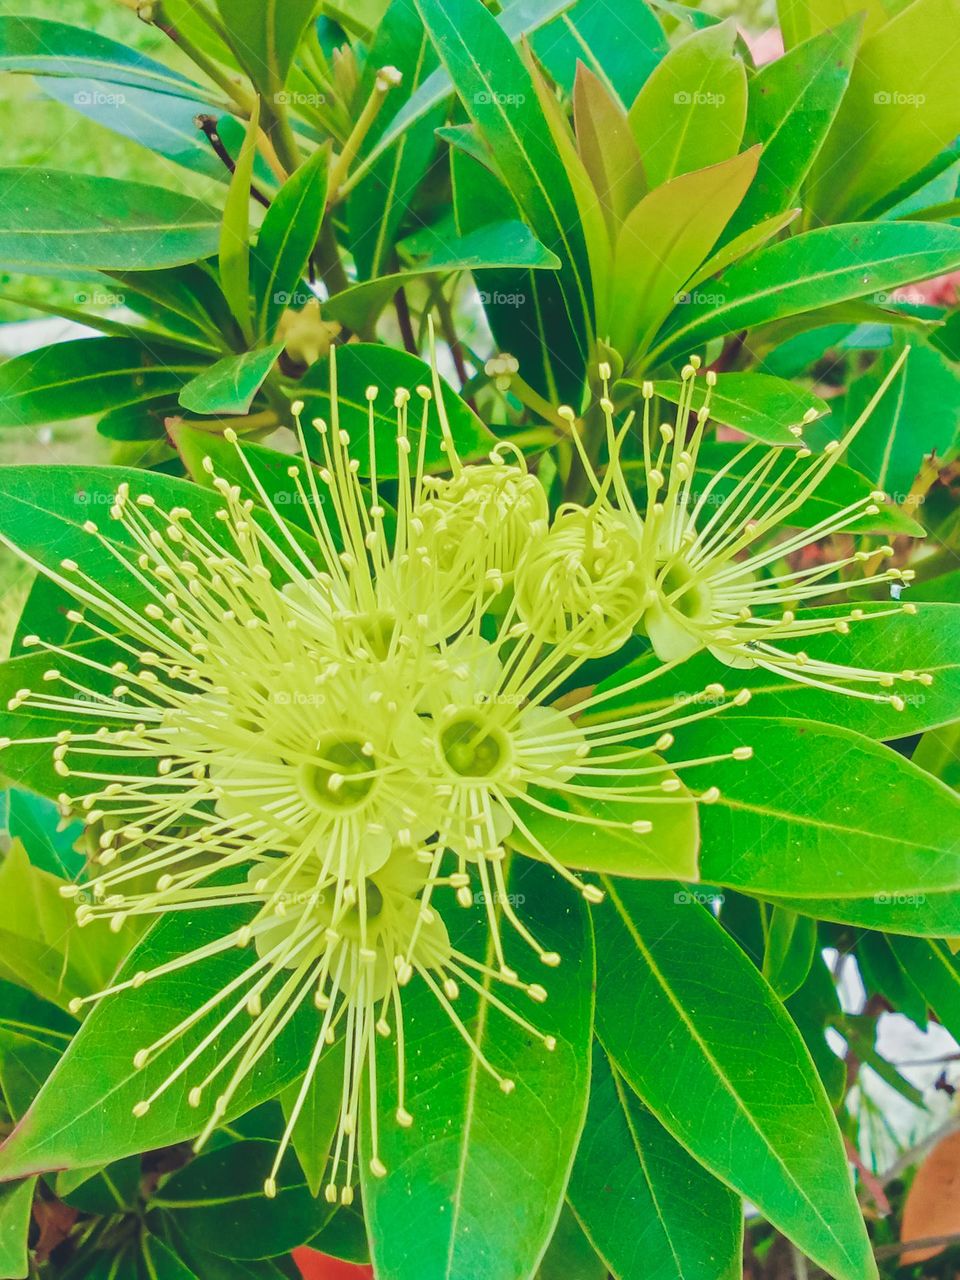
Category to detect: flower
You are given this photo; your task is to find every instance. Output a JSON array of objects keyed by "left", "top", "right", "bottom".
[
  {"left": 520, "top": 349, "right": 930, "bottom": 708},
  {"left": 0, "top": 339, "right": 753, "bottom": 1198}
]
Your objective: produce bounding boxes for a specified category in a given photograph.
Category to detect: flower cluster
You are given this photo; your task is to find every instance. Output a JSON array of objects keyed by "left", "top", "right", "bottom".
[{"left": 0, "top": 341, "right": 923, "bottom": 1201}]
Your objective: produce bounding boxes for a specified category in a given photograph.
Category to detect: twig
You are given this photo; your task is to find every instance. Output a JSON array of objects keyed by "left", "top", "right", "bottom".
[
  {"left": 195, "top": 115, "right": 271, "bottom": 208},
  {"left": 876, "top": 1231, "right": 960, "bottom": 1259},
  {"left": 394, "top": 286, "right": 417, "bottom": 356}
]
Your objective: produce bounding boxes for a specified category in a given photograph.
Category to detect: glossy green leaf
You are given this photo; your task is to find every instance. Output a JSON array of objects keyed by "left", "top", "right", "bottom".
[
  {"left": 178, "top": 344, "right": 283, "bottom": 416},
  {"left": 809, "top": 0, "right": 960, "bottom": 220},
  {"left": 215, "top": 0, "right": 316, "bottom": 96},
  {"left": 537, "top": 1203, "right": 605, "bottom": 1280},
  {"left": 0, "top": 338, "right": 203, "bottom": 428},
  {"left": 414, "top": 0, "right": 592, "bottom": 376},
  {"left": 857, "top": 933, "right": 929, "bottom": 1028},
  {"left": 362, "top": 860, "right": 594, "bottom": 1280},
  {"left": 843, "top": 342, "right": 960, "bottom": 495},
  {"left": 569, "top": 1043, "right": 742, "bottom": 1280},
  {"left": 219, "top": 100, "right": 260, "bottom": 339},
  {"left": 279, "top": 1041, "right": 344, "bottom": 1198},
  {"left": 0, "top": 1177, "right": 34, "bottom": 1280},
  {"left": 348, "top": 0, "right": 443, "bottom": 280},
  {"left": 762, "top": 907, "right": 817, "bottom": 999},
  {"left": 685, "top": 440, "right": 924, "bottom": 534},
  {"left": 153, "top": 1140, "right": 332, "bottom": 1259},
  {"left": 650, "top": 371, "right": 829, "bottom": 444},
  {"left": 0, "top": 903, "right": 317, "bottom": 1178},
  {"left": 683, "top": 207, "right": 801, "bottom": 293},
  {"left": 627, "top": 21, "right": 747, "bottom": 186},
  {"left": 606, "top": 148, "right": 760, "bottom": 362},
  {"left": 533, "top": 0, "right": 667, "bottom": 105},
  {"left": 913, "top": 721, "right": 960, "bottom": 788},
  {"left": 0, "top": 843, "right": 128, "bottom": 1011},
  {"left": 776, "top": 888, "right": 960, "bottom": 935},
  {"left": 595, "top": 878, "right": 874, "bottom": 1280},
  {"left": 254, "top": 145, "right": 328, "bottom": 338},
  {"left": 6, "top": 787, "right": 84, "bottom": 879},
  {"left": 0, "top": 1028, "right": 62, "bottom": 1120},
  {"left": 592, "top": 603, "right": 960, "bottom": 740},
  {"left": 679, "top": 717, "right": 960, "bottom": 899},
  {"left": 361, "top": 0, "right": 577, "bottom": 175},
  {"left": 321, "top": 221, "right": 561, "bottom": 333},
  {"left": 297, "top": 343, "right": 491, "bottom": 474},
  {"left": 141, "top": 1234, "right": 202, "bottom": 1280},
  {"left": 653, "top": 222, "right": 960, "bottom": 364},
  {"left": 888, "top": 938, "right": 960, "bottom": 1039},
  {"left": 510, "top": 753, "right": 699, "bottom": 880},
  {"left": 783, "top": 954, "right": 846, "bottom": 1107},
  {"left": 726, "top": 19, "right": 861, "bottom": 238},
  {"left": 0, "top": 15, "right": 209, "bottom": 98},
  {"left": 43, "top": 79, "right": 224, "bottom": 181},
  {"left": 0, "top": 171, "right": 221, "bottom": 271}
]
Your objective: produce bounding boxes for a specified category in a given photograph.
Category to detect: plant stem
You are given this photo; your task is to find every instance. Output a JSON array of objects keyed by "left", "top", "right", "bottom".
[{"left": 146, "top": 1, "right": 255, "bottom": 117}]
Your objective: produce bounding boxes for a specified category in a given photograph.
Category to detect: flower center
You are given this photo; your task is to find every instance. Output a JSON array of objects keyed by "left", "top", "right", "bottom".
[
  {"left": 298, "top": 735, "right": 378, "bottom": 811},
  {"left": 659, "top": 558, "right": 712, "bottom": 623},
  {"left": 440, "top": 713, "right": 510, "bottom": 778}
]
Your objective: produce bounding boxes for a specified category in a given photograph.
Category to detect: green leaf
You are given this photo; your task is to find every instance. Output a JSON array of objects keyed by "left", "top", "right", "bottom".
[
  {"left": 653, "top": 222, "right": 960, "bottom": 364},
  {"left": 43, "top": 79, "right": 226, "bottom": 182},
  {"left": 777, "top": 887, "right": 960, "bottom": 935},
  {"left": 572, "top": 66, "right": 647, "bottom": 234},
  {"left": 254, "top": 146, "right": 328, "bottom": 338},
  {"left": 321, "top": 221, "right": 561, "bottom": 333},
  {"left": 360, "top": 0, "right": 577, "bottom": 174},
  {"left": 809, "top": 0, "right": 960, "bottom": 220},
  {"left": 0, "top": 904, "right": 316, "bottom": 1178},
  {"left": 509, "top": 752, "right": 699, "bottom": 880},
  {"left": 0, "top": 1028, "right": 62, "bottom": 1120},
  {"left": 533, "top": 0, "right": 667, "bottom": 106},
  {"left": 784, "top": 955, "right": 846, "bottom": 1107},
  {"left": 0, "top": 1177, "right": 35, "bottom": 1280},
  {"left": 362, "top": 860, "right": 594, "bottom": 1280},
  {"left": 153, "top": 1140, "right": 333, "bottom": 1259},
  {"left": 0, "top": 171, "right": 221, "bottom": 271},
  {"left": 178, "top": 344, "right": 284, "bottom": 416},
  {"left": 297, "top": 343, "right": 491, "bottom": 475},
  {"left": 595, "top": 878, "right": 875, "bottom": 1280},
  {"left": 592, "top": 603, "right": 960, "bottom": 740},
  {"left": 0, "top": 843, "right": 128, "bottom": 1010},
  {"left": 141, "top": 1234, "right": 202, "bottom": 1280},
  {"left": 684, "top": 440, "right": 923, "bottom": 534},
  {"left": 537, "top": 1203, "right": 605, "bottom": 1280},
  {"left": 683, "top": 207, "right": 801, "bottom": 293},
  {"left": 215, "top": 0, "right": 316, "bottom": 96},
  {"left": 626, "top": 21, "right": 747, "bottom": 186},
  {"left": 347, "top": 0, "right": 443, "bottom": 280},
  {"left": 0, "top": 15, "right": 210, "bottom": 98},
  {"left": 725, "top": 19, "right": 861, "bottom": 238},
  {"left": 857, "top": 933, "right": 929, "bottom": 1028},
  {"left": 649, "top": 371, "right": 829, "bottom": 444},
  {"left": 680, "top": 717, "right": 960, "bottom": 900},
  {"left": 843, "top": 342, "right": 960, "bottom": 496},
  {"left": 279, "top": 1040, "right": 344, "bottom": 1198},
  {"left": 414, "top": 0, "right": 592, "bottom": 378},
  {"left": 0, "top": 338, "right": 203, "bottom": 428},
  {"left": 888, "top": 938, "right": 960, "bottom": 1040},
  {"left": 219, "top": 100, "right": 260, "bottom": 339},
  {"left": 913, "top": 721, "right": 960, "bottom": 788},
  {"left": 7, "top": 787, "right": 85, "bottom": 878},
  {"left": 762, "top": 907, "right": 817, "bottom": 999},
  {"left": 569, "top": 1042, "right": 743, "bottom": 1280},
  {"left": 605, "top": 148, "right": 760, "bottom": 362}
]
